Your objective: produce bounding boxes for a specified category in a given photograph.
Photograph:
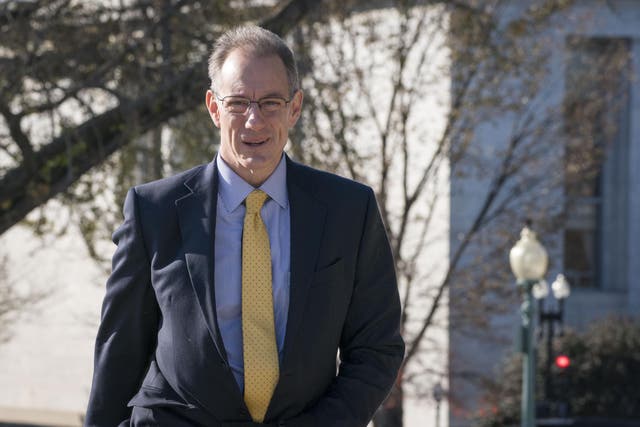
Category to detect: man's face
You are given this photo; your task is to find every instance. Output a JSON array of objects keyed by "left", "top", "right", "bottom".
[{"left": 205, "top": 49, "right": 303, "bottom": 186}]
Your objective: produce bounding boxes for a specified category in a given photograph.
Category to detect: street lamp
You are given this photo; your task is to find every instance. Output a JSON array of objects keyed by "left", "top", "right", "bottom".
[
  {"left": 510, "top": 226, "right": 548, "bottom": 427},
  {"left": 432, "top": 382, "right": 445, "bottom": 427},
  {"left": 537, "top": 274, "right": 571, "bottom": 414}
]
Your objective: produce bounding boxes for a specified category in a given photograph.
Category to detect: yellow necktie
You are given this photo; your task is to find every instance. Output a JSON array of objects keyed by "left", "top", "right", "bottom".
[{"left": 242, "top": 190, "right": 279, "bottom": 422}]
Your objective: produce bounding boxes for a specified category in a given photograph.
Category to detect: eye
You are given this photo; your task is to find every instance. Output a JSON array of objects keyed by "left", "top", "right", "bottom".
[
  {"left": 262, "top": 99, "right": 282, "bottom": 106},
  {"left": 260, "top": 98, "right": 285, "bottom": 111},
  {"left": 226, "top": 98, "right": 249, "bottom": 108}
]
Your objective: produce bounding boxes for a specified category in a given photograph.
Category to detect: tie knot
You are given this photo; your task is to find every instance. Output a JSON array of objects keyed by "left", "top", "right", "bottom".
[{"left": 245, "top": 190, "right": 268, "bottom": 215}]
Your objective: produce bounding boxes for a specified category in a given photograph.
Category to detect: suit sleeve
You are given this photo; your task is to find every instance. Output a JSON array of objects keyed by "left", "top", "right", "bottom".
[
  {"left": 84, "top": 188, "right": 160, "bottom": 427},
  {"left": 288, "top": 187, "right": 405, "bottom": 427}
]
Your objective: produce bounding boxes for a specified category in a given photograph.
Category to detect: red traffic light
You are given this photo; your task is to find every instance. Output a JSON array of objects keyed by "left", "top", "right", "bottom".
[{"left": 555, "top": 354, "right": 570, "bottom": 369}]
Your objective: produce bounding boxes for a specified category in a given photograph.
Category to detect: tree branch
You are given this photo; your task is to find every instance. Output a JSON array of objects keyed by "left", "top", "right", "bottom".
[
  {"left": 0, "top": 0, "right": 321, "bottom": 235},
  {"left": 0, "top": 106, "right": 35, "bottom": 174}
]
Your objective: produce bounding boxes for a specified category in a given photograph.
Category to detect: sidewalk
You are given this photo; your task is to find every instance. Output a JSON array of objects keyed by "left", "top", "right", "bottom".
[{"left": 0, "top": 406, "right": 82, "bottom": 427}]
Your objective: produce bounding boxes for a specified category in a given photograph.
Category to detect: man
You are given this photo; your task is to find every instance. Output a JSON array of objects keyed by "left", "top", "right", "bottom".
[{"left": 85, "top": 25, "right": 404, "bottom": 427}]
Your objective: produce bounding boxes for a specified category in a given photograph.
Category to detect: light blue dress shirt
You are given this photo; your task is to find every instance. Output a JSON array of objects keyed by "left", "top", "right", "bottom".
[{"left": 214, "top": 154, "right": 291, "bottom": 392}]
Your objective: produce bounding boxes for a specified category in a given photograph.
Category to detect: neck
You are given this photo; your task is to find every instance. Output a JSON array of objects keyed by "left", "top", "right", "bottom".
[
  {"left": 241, "top": 168, "right": 268, "bottom": 187},
  {"left": 218, "top": 155, "right": 275, "bottom": 187}
]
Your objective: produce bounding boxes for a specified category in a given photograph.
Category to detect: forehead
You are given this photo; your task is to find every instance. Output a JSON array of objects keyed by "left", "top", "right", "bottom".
[{"left": 218, "top": 49, "right": 289, "bottom": 96}]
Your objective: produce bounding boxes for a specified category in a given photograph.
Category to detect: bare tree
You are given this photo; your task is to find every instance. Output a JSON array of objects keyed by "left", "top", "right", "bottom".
[
  {"left": 288, "top": 1, "right": 626, "bottom": 426},
  {"left": 0, "top": 0, "right": 323, "bottom": 235},
  {"left": 0, "top": 254, "right": 48, "bottom": 344}
]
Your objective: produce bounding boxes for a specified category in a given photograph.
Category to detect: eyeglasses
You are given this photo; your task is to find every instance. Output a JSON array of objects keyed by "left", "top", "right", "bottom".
[{"left": 215, "top": 94, "right": 292, "bottom": 115}]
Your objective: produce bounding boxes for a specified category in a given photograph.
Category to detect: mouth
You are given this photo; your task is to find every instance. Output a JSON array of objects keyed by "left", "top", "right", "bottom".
[{"left": 242, "top": 138, "right": 268, "bottom": 146}]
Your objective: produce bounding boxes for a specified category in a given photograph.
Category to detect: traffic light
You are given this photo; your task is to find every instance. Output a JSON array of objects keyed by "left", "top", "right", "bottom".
[
  {"left": 555, "top": 354, "right": 570, "bottom": 369},
  {"left": 552, "top": 354, "right": 571, "bottom": 418}
]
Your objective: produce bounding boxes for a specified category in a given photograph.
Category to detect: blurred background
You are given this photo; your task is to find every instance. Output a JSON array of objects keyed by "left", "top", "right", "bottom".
[{"left": 0, "top": 0, "right": 639, "bottom": 426}]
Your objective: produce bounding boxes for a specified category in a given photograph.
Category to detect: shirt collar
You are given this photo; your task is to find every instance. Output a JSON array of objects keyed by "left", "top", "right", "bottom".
[{"left": 216, "top": 154, "right": 289, "bottom": 214}]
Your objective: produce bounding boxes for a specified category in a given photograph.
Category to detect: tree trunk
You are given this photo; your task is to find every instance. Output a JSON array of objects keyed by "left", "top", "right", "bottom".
[{"left": 0, "top": 0, "right": 322, "bottom": 236}]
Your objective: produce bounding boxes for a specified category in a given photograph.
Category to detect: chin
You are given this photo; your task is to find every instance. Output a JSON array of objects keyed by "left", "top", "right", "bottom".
[{"left": 239, "top": 156, "right": 268, "bottom": 169}]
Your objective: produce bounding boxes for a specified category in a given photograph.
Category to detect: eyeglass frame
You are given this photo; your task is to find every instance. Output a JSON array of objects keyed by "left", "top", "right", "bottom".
[{"left": 214, "top": 92, "right": 296, "bottom": 115}]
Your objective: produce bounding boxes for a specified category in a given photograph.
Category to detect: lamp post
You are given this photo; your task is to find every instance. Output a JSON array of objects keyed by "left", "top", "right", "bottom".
[
  {"left": 535, "top": 274, "right": 571, "bottom": 411},
  {"left": 510, "top": 226, "right": 549, "bottom": 427},
  {"left": 433, "top": 382, "right": 444, "bottom": 427}
]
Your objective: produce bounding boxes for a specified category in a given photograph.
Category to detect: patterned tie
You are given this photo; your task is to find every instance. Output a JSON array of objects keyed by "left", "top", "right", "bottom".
[{"left": 242, "top": 189, "right": 279, "bottom": 422}]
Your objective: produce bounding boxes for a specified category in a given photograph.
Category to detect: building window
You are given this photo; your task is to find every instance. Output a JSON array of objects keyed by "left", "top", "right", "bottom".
[{"left": 563, "top": 36, "right": 631, "bottom": 290}]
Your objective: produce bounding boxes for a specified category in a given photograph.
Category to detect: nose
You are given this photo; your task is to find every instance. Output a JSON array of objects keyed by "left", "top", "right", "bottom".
[{"left": 245, "top": 102, "right": 266, "bottom": 130}]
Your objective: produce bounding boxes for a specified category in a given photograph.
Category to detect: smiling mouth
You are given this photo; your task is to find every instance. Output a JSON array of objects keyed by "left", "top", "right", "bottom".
[{"left": 243, "top": 138, "right": 268, "bottom": 146}]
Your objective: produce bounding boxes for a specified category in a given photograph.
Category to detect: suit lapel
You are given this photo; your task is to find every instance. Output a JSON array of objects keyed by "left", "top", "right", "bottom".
[
  {"left": 268, "top": 158, "right": 327, "bottom": 416},
  {"left": 175, "top": 160, "right": 228, "bottom": 363},
  {"left": 280, "top": 158, "right": 327, "bottom": 369},
  {"left": 174, "top": 156, "right": 329, "bottom": 416}
]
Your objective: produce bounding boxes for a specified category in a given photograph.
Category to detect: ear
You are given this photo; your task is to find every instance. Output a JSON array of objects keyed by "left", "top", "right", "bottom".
[
  {"left": 205, "top": 90, "right": 221, "bottom": 128},
  {"left": 287, "top": 89, "right": 304, "bottom": 128}
]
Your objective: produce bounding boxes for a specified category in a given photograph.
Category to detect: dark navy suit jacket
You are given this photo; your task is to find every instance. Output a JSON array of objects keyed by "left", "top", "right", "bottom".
[{"left": 85, "top": 156, "right": 404, "bottom": 427}]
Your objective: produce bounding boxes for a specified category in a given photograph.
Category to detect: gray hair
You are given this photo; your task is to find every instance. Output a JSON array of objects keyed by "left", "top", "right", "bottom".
[{"left": 208, "top": 25, "right": 299, "bottom": 96}]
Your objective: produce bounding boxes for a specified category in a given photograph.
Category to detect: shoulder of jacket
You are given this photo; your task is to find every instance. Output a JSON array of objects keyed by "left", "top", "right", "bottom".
[
  {"left": 133, "top": 163, "right": 208, "bottom": 200},
  {"left": 287, "top": 158, "right": 372, "bottom": 197}
]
